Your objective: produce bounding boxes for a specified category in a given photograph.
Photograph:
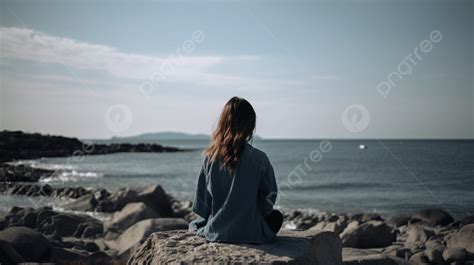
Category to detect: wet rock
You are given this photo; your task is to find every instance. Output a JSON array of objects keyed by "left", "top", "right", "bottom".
[
  {"left": 128, "top": 229, "right": 343, "bottom": 265},
  {"left": 0, "top": 163, "right": 54, "bottom": 182}
]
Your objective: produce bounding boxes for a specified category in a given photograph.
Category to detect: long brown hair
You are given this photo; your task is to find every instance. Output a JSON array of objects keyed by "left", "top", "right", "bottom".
[{"left": 204, "top": 97, "right": 256, "bottom": 174}]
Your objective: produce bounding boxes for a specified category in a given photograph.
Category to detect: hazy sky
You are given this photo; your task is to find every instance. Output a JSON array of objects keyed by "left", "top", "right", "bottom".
[{"left": 1, "top": 0, "right": 472, "bottom": 139}]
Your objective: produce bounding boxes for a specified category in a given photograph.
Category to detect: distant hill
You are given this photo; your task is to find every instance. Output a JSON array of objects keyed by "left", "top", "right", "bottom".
[
  {"left": 108, "top": 132, "right": 210, "bottom": 143},
  {"left": 104, "top": 131, "right": 262, "bottom": 144}
]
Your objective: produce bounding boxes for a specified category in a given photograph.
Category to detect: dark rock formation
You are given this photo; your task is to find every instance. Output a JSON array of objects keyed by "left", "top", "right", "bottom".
[
  {"left": 0, "top": 131, "right": 185, "bottom": 174},
  {"left": 2, "top": 182, "right": 97, "bottom": 198},
  {"left": 0, "top": 207, "right": 103, "bottom": 239},
  {"left": 128, "top": 229, "right": 343, "bottom": 265},
  {"left": 0, "top": 164, "right": 55, "bottom": 182}
]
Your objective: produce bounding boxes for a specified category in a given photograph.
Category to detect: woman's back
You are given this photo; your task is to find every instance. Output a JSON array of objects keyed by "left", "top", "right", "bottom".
[{"left": 189, "top": 143, "right": 278, "bottom": 243}]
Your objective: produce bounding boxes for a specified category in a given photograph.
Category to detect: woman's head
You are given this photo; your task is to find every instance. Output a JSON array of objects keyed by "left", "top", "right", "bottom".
[{"left": 205, "top": 97, "right": 256, "bottom": 173}]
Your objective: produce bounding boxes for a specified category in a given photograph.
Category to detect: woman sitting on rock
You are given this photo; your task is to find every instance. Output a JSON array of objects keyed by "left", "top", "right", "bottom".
[{"left": 189, "top": 96, "right": 283, "bottom": 243}]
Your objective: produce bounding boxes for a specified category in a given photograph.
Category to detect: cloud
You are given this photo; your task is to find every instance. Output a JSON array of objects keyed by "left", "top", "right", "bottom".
[{"left": 0, "top": 27, "right": 258, "bottom": 86}]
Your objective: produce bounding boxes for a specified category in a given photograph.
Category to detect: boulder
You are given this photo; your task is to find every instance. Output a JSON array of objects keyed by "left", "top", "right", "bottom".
[
  {"left": 442, "top": 247, "right": 468, "bottom": 264},
  {"left": 136, "top": 185, "right": 174, "bottom": 217},
  {"left": 106, "top": 218, "right": 188, "bottom": 259},
  {"left": 413, "top": 208, "right": 454, "bottom": 226},
  {"left": 343, "top": 253, "right": 409, "bottom": 265},
  {"left": 342, "top": 247, "right": 380, "bottom": 258},
  {"left": 340, "top": 221, "right": 396, "bottom": 248},
  {"left": 404, "top": 226, "right": 435, "bottom": 246},
  {"left": 96, "top": 185, "right": 173, "bottom": 216},
  {"left": 424, "top": 246, "right": 444, "bottom": 265},
  {"left": 41, "top": 213, "right": 103, "bottom": 238},
  {"left": 105, "top": 202, "right": 160, "bottom": 234},
  {"left": 128, "top": 229, "right": 342, "bottom": 265},
  {"left": 446, "top": 224, "right": 474, "bottom": 252},
  {"left": 387, "top": 214, "right": 412, "bottom": 227},
  {"left": 409, "top": 252, "right": 430, "bottom": 264},
  {"left": 309, "top": 220, "right": 347, "bottom": 234},
  {"left": 383, "top": 245, "right": 411, "bottom": 259},
  {"left": 0, "top": 226, "right": 51, "bottom": 262},
  {"left": 65, "top": 193, "right": 97, "bottom": 212}
]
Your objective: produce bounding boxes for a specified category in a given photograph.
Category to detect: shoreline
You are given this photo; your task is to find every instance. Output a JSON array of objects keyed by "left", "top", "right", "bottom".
[{"left": 1, "top": 183, "right": 473, "bottom": 264}]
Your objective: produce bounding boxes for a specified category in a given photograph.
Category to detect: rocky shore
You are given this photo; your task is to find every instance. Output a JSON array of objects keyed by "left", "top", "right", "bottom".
[
  {"left": 0, "top": 130, "right": 185, "bottom": 164},
  {"left": 1, "top": 130, "right": 473, "bottom": 264},
  {"left": 1, "top": 182, "right": 473, "bottom": 264}
]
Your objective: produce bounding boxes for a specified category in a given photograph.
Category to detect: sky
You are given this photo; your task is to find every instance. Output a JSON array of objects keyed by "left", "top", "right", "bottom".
[{"left": 0, "top": 0, "right": 473, "bottom": 139}]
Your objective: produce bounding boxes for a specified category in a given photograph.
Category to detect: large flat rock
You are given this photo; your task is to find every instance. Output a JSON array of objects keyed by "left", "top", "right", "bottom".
[{"left": 128, "top": 229, "right": 342, "bottom": 265}]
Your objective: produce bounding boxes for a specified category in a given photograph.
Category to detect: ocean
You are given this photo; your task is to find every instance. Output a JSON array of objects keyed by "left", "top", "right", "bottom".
[{"left": 3, "top": 140, "right": 474, "bottom": 218}]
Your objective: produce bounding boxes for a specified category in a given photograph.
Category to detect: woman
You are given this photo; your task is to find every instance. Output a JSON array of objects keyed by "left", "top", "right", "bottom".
[{"left": 189, "top": 97, "right": 283, "bottom": 243}]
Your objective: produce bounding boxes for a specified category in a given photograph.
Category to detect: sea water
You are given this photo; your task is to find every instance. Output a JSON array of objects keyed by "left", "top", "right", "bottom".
[{"left": 2, "top": 140, "right": 473, "bottom": 218}]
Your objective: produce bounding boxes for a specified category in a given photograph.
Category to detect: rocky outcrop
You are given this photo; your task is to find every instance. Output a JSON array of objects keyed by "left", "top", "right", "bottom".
[
  {"left": 0, "top": 164, "right": 55, "bottom": 182},
  {"left": 128, "top": 229, "right": 343, "bottom": 265},
  {"left": 0, "top": 207, "right": 103, "bottom": 239},
  {"left": 0, "top": 130, "right": 184, "bottom": 165},
  {"left": 0, "top": 226, "right": 111, "bottom": 264},
  {"left": 2, "top": 182, "right": 98, "bottom": 198},
  {"left": 65, "top": 185, "right": 174, "bottom": 216}
]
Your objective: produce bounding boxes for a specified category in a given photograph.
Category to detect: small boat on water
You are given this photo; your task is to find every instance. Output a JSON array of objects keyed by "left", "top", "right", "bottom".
[{"left": 359, "top": 144, "right": 367, "bottom": 150}]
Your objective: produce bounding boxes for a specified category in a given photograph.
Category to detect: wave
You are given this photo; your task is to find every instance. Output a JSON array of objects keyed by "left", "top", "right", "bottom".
[
  {"left": 10, "top": 160, "right": 76, "bottom": 171},
  {"left": 40, "top": 170, "right": 101, "bottom": 183}
]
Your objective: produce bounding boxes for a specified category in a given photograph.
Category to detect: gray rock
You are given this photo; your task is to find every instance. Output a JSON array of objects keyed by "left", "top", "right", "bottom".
[
  {"left": 383, "top": 245, "right": 411, "bottom": 259},
  {"left": 105, "top": 202, "right": 160, "bottom": 234},
  {"left": 65, "top": 193, "right": 97, "bottom": 212},
  {"left": 0, "top": 226, "right": 51, "bottom": 262},
  {"left": 442, "top": 247, "right": 467, "bottom": 264},
  {"left": 404, "top": 225, "right": 435, "bottom": 246},
  {"left": 107, "top": 218, "right": 188, "bottom": 259},
  {"left": 128, "top": 229, "right": 343, "bottom": 265},
  {"left": 42, "top": 213, "right": 103, "bottom": 238},
  {"left": 409, "top": 252, "right": 430, "bottom": 264},
  {"left": 340, "top": 221, "right": 396, "bottom": 248},
  {"left": 343, "top": 247, "right": 380, "bottom": 258},
  {"left": 446, "top": 224, "right": 474, "bottom": 252},
  {"left": 343, "top": 253, "right": 409, "bottom": 265},
  {"left": 96, "top": 185, "right": 174, "bottom": 216},
  {"left": 387, "top": 214, "right": 412, "bottom": 227},
  {"left": 413, "top": 208, "right": 454, "bottom": 226},
  {"left": 424, "top": 246, "right": 444, "bottom": 265}
]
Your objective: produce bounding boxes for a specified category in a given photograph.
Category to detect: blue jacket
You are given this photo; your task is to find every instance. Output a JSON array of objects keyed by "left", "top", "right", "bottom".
[{"left": 189, "top": 143, "right": 278, "bottom": 243}]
